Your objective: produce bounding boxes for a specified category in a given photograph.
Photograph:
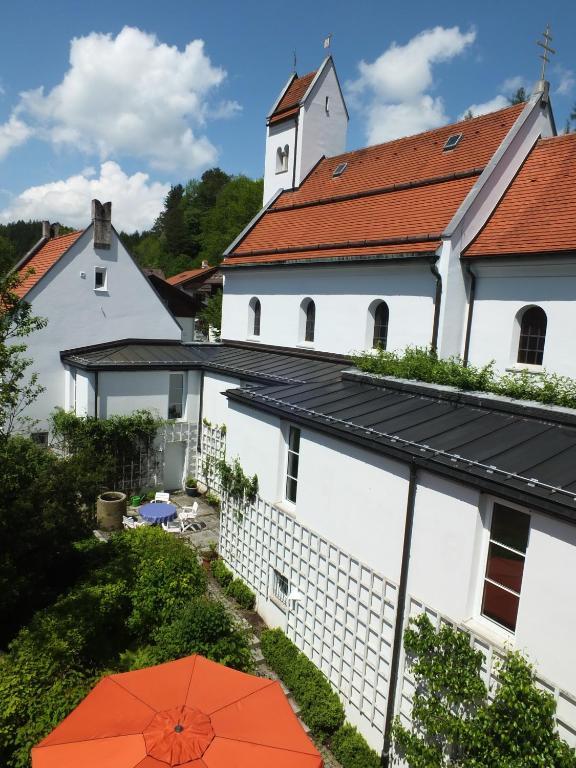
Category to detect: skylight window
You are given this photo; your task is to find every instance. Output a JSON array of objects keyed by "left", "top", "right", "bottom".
[
  {"left": 332, "top": 162, "right": 348, "bottom": 177},
  {"left": 443, "top": 133, "right": 463, "bottom": 151}
]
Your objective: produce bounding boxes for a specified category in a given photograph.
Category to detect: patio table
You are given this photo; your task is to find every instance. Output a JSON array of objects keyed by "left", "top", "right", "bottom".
[{"left": 139, "top": 502, "right": 177, "bottom": 525}]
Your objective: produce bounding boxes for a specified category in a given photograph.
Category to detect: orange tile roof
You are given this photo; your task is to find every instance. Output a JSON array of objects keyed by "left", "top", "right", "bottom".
[
  {"left": 14, "top": 231, "right": 84, "bottom": 298},
  {"left": 226, "top": 105, "right": 525, "bottom": 267},
  {"left": 465, "top": 133, "right": 576, "bottom": 258},
  {"left": 166, "top": 267, "right": 217, "bottom": 285},
  {"left": 269, "top": 71, "right": 316, "bottom": 124}
]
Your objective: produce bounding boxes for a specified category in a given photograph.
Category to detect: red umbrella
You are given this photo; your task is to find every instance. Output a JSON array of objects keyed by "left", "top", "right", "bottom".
[{"left": 32, "top": 655, "right": 323, "bottom": 767}]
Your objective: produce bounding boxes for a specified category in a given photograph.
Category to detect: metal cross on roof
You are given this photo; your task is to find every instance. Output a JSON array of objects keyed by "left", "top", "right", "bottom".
[{"left": 537, "top": 24, "right": 555, "bottom": 81}]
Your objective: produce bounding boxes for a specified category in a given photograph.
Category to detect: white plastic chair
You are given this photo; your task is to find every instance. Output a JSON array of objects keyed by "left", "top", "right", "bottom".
[
  {"left": 178, "top": 501, "right": 199, "bottom": 521},
  {"left": 161, "top": 519, "right": 182, "bottom": 534},
  {"left": 122, "top": 515, "right": 136, "bottom": 529},
  {"left": 153, "top": 491, "right": 170, "bottom": 503}
]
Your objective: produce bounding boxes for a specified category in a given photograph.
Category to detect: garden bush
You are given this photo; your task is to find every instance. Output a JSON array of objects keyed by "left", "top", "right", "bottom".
[
  {"left": 353, "top": 345, "right": 576, "bottom": 410},
  {"left": 331, "top": 724, "right": 381, "bottom": 768},
  {"left": 226, "top": 578, "right": 256, "bottom": 610},
  {"left": 129, "top": 597, "right": 253, "bottom": 672},
  {"left": 260, "top": 628, "right": 345, "bottom": 738},
  {"left": 211, "top": 558, "right": 233, "bottom": 588}
]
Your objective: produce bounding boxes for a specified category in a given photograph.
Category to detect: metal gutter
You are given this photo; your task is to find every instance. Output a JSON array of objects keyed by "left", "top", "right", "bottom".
[
  {"left": 381, "top": 462, "right": 417, "bottom": 768},
  {"left": 221, "top": 252, "right": 435, "bottom": 270}
]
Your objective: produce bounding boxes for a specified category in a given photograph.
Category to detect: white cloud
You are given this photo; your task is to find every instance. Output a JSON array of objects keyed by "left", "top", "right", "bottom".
[
  {"left": 459, "top": 95, "right": 509, "bottom": 120},
  {"left": 555, "top": 65, "right": 575, "bottom": 96},
  {"left": 4, "top": 26, "right": 238, "bottom": 171},
  {"left": 0, "top": 115, "right": 32, "bottom": 160},
  {"left": 0, "top": 161, "right": 169, "bottom": 232},
  {"left": 347, "top": 26, "right": 476, "bottom": 143},
  {"left": 500, "top": 75, "right": 526, "bottom": 94}
]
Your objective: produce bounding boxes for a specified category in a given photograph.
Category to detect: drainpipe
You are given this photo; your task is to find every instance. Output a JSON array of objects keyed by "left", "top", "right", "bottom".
[
  {"left": 429, "top": 259, "right": 442, "bottom": 352},
  {"left": 381, "top": 461, "right": 418, "bottom": 768},
  {"left": 462, "top": 262, "right": 477, "bottom": 366},
  {"left": 196, "top": 370, "right": 205, "bottom": 453},
  {"left": 93, "top": 371, "right": 99, "bottom": 419}
]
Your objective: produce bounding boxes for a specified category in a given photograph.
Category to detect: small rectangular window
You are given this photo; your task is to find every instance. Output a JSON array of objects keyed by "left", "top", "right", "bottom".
[
  {"left": 30, "top": 431, "right": 49, "bottom": 448},
  {"left": 332, "top": 162, "right": 347, "bottom": 177},
  {"left": 285, "top": 426, "right": 300, "bottom": 503},
  {"left": 481, "top": 502, "right": 530, "bottom": 632},
  {"left": 168, "top": 373, "right": 184, "bottom": 419},
  {"left": 443, "top": 133, "right": 463, "bottom": 151},
  {"left": 94, "top": 267, "right": 107, "bottom": 290},
  {"left": 272, "top": 569, "right": 289, "bottom": 605}
]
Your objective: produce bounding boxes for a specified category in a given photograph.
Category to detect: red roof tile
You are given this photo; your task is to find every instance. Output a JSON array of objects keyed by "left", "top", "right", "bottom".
[
  {"left": 269, "top": 71, "right": 316, "bottom": 123},
  {"left": 166, "top": 267, "right": 217, "bottom": 286},
  {"left": 465, "top": 133, "right": 576, "bottom": 258},
  {"left": 226, "top": 105, "right": 525, "bottom": 267},
  {"left": 14, "top": 231, "right": 84, "bottom": 298}
]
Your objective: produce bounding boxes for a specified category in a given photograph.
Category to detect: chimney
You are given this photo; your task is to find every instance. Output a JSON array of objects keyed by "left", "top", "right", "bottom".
[
  {"left": 201, "top": 260, "right": 209, "bottom": 269},
  {"left": 91, "top": 199, "right": 112, "bottom": 249},
  {"left": 42, "top": 221, "right": 51, "bottom": 239},
  {"left": 50, "top": 223, "right": 60, "bottom": 238}
]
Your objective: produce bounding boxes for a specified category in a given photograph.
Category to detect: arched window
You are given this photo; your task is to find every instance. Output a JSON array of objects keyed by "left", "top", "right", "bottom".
[
  {"left": 249, "top": 297, "right": 261, "bottom": 337},
  {"left": 372, "top": 301, "right": 389, "bottom": 349},
  {"left": 299, "top": 298, "right": 315, "bottom": 343},
  {"left": 517, "top": 306, "right": 547, "bottom": 365},
  {"left": 276, "top": 145, "right": 289, "bottom": 173}
]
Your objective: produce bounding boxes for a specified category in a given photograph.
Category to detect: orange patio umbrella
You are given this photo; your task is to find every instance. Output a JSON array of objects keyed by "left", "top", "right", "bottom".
[{"left": 32, "top": 655, "right": 323, "bottom": 768}]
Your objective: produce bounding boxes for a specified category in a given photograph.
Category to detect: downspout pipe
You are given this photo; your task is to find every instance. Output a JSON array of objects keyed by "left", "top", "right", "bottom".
[
  {"left": 462, "top": 262, "right": 477, "bottom": 366},
  {"left": 381, "top": 461, "right": 418, "bottom": 768},
  {"left": 94, "top": 371, "right": 99, "bottom": 419},
  {"left": 197, "top": 370, "right": 205, "bottom": 453},
  {"left": 292, "top": 114, "right": 300, "bottom": 190},
  {"left": 429, "top": 258, "right": 442, "bottom": 352}
]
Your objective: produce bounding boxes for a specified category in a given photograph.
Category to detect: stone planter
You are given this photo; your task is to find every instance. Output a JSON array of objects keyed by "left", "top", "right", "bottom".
[
  {"left": 96, "top": 491, "right": 127, "bottom": 531},
  {"left": 185, "top": 484, "right": 199, "bottom": 497}
]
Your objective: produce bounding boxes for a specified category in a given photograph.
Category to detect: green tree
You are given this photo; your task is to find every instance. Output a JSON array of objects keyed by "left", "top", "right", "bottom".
[
  {"left": 198, "top": 289, "right": 222, "bottom": 339},
  {"left": 0, "top": 271, "right": 46, "bottom": 439},
  {"left": 392, "top": 614, "right": 576, "bottom": 767},
  {"left": 509, "top": 87, "right": 527, "bottom": 105},
  {"left": 0, "top": 235, "right": 17, "bottom": 275}
]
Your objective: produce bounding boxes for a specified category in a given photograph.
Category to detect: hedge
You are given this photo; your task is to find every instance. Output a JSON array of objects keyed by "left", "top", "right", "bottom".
[
  {"left": 331, "top": 723, "right": 381, "bottom": 768},
  {"left": 226, "top": 578, "right": 256, "bottom": 610},
  {"left": 260, "top": 628, "right": 345, "bottom": 738},
  {"left": 210, "top": 558, "right": 233, "bottom": 588}
]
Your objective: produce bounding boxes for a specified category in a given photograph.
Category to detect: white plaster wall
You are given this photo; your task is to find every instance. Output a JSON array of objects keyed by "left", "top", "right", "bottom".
[
  {"left": 263, "top": 120, "right": 297, "bottom": 204},
  {"left": 75, "top": 370, "right": 95, "bottom": 417},
  {"left": 19, "top": 229, "right": 181, "bottom": 430},
  {"left": 176, "top": 316, "right": 194, "bottom": 342},
  {"left": 226, "top": 400, "right": 409, "bottom": 579},
  {"left": 408, "top": 471, "right": 482, "bottom": 620},
  {"left": 97, "top": 369, "right": 201, "bottom": 422},
  {"left": 202, "top": 372, "right": 242, "bottom": 426},
  {"left": 515, "top": 511, "right": 576, "bottom": 693},
  {"left": 297, "top": 63, "right": 348, "bottom": 183},
  {"left": 222, "top": 263, "right": 436, "bottom": 355},
  {"left": 437, "top": 96, "right": 555, "bottom": 360},
  {"left": 467, "top": 260, "right": 576, "bottom": 377}
]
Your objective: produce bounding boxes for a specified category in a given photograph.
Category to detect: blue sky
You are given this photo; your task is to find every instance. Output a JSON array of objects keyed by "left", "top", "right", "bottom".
[{"left": 0, "top": 0, "right": 574, "bottom": 231}]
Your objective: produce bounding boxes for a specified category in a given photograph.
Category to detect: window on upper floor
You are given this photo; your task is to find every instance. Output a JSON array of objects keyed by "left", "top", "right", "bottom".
[
  {"left": 168, "top": 373, "right": 185, "bottom": 419},
  {"left": 300, "top": 298, "right": 315, "bottom": 343},
  {"left": 285, "top": 426, "right": 300, "bottom": 504},
  {"left": 372, "top": 301, "right": 389, "bottom": 349},
  {"left": 249, "top": 297, "right": 261, "bottom": 337},
  {"left": 94, "top": 267, "right": 107, "bottom": 291},
  {"left": 517, "top": 306, "right": 547, "bottom": 366},
  {"left": 481, "top": 501, "right": 530, "bottom": 633},
  {"left": 31, "top": 431, "right": 49, "bottom": 448},
  {"left": 276, "top": 144, "right": 289, "bottom": 174}
]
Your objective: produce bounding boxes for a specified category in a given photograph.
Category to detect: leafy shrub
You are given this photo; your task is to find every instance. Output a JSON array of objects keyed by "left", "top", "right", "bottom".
[
  {"left": 226, "top": 578, "right": 256, "bottom": 610},
  {"left": 129, "top": 597, "right": 253, "bottom": 672},
  {"left": 331, "top": 724, "right": 381, "bottom": 768},
  {"left": 211, "top": 558, "right": 233, "bottom": 588},
  {"left": 204, "top": 491, "right": 221, "bottom": 509},
  {"left": 353, "top": 345, "right": 576, "bottom": 410},
  {"left": 260, "top": 628, "right": 345, "bottom": 738}
]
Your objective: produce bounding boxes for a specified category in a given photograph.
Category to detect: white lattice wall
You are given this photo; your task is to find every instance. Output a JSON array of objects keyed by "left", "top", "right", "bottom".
[
  {"left": 397, "top": 596, "right": 576, "bottom": 747},
  {"left": 198, "top": 423, "right": 226, "bottom": 493}
]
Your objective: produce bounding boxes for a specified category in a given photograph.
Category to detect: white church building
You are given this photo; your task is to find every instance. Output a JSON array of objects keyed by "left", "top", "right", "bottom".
[{"left": 11, "top": 57, "right": 576, "bottom": 759}]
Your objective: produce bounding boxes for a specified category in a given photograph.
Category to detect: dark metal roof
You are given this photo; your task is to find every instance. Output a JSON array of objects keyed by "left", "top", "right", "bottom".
[
  {"left": 225, "top": 370, "right": 576, "bottom": 523},
  {"left": 61, "top": 340, "right": 346, "bottom": 386}
]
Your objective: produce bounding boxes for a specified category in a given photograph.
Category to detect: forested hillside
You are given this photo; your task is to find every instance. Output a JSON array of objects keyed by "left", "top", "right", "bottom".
[{"left": 0, "top": 169, "right": 263, "bottom": 278}]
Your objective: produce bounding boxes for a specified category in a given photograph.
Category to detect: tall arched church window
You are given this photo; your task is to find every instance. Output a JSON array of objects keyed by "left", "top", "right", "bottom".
[
  {"left": 372, "top": 301, "right": 389, "bottom": 349},
  {"left": 249, "top": 297, "right": 261, "bottom": 337},
  {"left": 517, "top": 306, "right": 547, "bottom": 365},
  {"left": 304, "top": 300, "right": 315, "bottom": 342}
]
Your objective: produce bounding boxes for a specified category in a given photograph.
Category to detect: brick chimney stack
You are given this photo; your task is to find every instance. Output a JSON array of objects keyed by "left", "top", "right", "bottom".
[{"left": 92, "top": 199, "right": 112, "bottom": 249}]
